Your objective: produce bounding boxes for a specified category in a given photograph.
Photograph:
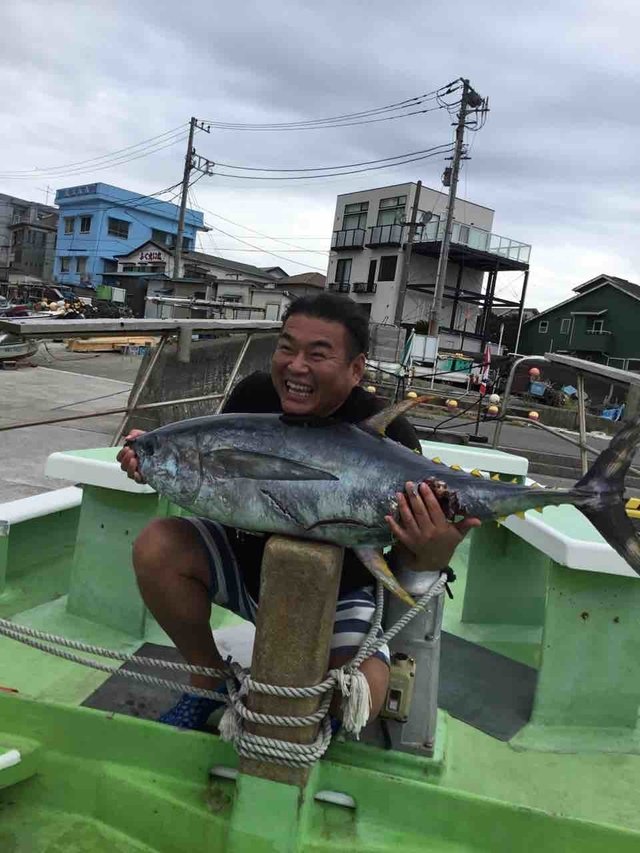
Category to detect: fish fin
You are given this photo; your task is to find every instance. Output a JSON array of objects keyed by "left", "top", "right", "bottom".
[
  {"left": 496, "top": 516, "right": 506, "bottom": 525},
  {"left": 470, "top": 469, "right": 483, "bottom": 478},
  {"left": 450, "top": 464, "right": 462, "bottom": 471},
  {"left": 573, "top": 416, "right": 640, "bottom": 576},
  {"left": 514, "top": 511, "right": 526, "bottom": 519},
  {"left": 432, "top": 457, "right": 443, "bottom": 464},
  {"left": 203, "top": 448, "right": 338, "bottom": 481},
  {"left": 534, "top": 506, "right": 544, "bottom": 513},
  {"left": 353, "top": 547, "right": 415, "bottom": 606},
  {"left": 360, "top": 395, "right": 433, "bottom": 436},
  {"left": 511, "top": 478, "right": 519, "bottom": 484},
  {"left": 491, "top": 473, "right": 501, "bottom": 481}
]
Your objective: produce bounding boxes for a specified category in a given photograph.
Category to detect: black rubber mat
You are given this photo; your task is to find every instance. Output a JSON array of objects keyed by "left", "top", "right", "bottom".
[
  {"left": 82, "top": 643, "right": 190, "bottom": 722},
  {"left": 439, "top": 631, "right": 537, "bottom": 741}
]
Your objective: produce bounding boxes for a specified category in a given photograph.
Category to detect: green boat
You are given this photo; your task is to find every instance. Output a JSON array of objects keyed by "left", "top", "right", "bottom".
[{"left": 2, "top": 320, "right": 640, "bottom": 852}]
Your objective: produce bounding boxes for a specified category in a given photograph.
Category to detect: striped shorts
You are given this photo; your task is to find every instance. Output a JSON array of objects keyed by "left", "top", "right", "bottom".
[{"left": 187, "top": 517, "right": 390, "bottom": 666}]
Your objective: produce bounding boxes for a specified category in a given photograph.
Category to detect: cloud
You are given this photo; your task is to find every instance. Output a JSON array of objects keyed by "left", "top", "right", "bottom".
[{"left": 1, "top": 0, "right": 639, "bottom": 299}]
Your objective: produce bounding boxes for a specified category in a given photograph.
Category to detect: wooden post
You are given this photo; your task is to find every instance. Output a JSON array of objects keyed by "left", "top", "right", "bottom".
[{"left": 239, "top": 535, "right": 343, "bottom": 787}]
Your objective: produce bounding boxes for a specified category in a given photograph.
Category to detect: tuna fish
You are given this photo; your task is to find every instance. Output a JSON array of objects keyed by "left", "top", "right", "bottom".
[{"left": 128, "top": 397, "right": 640, "bottom": 605}]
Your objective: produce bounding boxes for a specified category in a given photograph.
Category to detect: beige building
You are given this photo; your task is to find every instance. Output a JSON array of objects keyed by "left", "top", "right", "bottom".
[{"left": 327, "top": 182, "right": 531, "bottom": 350}]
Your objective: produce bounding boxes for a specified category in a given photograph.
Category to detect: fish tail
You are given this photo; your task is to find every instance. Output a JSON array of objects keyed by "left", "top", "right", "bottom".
[{"left": 573, "top": 416, "right": 640, "bottom": 574}]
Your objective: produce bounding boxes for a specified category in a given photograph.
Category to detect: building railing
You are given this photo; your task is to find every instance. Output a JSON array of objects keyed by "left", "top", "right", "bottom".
[
  {"left": 365, "top": 224, "right": 404, "bottom": 247},
  {"left": 353, "top": 282, "right": 377, "bottom": 294},
  {"left": 327, "top": 282, "right": 351, "bottom": 293},
  {"left": 416, "top": 219, "right": 531, "bottom": 264},
  {"left": 331, "top": 229, "right": 365, "bottom": 250},
  {"left": 585, "top": 329, "right": 612, "bottom": 335}
]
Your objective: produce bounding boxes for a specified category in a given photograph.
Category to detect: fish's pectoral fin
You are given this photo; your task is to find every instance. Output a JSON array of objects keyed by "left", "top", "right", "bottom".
[
  {"left": 202, "top": 448, "right": 338, "bottom": 481},
  {"left": 353, "top": 547, "right": 415, "bottom": 606},
  {"left": 360, "top": 395, "right": 433, "bottom": 437}
]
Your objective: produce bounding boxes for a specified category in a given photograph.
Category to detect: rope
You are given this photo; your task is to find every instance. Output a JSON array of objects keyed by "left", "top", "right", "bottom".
[{"left": 0, "top": 572, "right": 448, "bottom": 767}]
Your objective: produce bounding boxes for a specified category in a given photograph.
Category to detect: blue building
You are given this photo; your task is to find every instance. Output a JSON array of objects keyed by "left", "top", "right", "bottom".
[{"left": 53, "top": 183, "right": 205, "bottom": 287}]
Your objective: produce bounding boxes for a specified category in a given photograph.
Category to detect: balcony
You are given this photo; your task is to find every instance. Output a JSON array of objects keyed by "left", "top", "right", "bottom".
[
  {"left": 331, "top": 228, "right": 365, "bottom": 250},
  {"left": 353, "top": 282, "right": 377, "bottom": 294},
  {"left": 571, "top": 329, "right": 612, "bottom": 354},
  {"left": 412, "top": 219, "right": 531, "bottom": 271},
  {"left": 327, "top": 282, "right": 351, "bottom": 293},
  {"left": 365, "top": 224, "right": 404, "bottom": 248}
]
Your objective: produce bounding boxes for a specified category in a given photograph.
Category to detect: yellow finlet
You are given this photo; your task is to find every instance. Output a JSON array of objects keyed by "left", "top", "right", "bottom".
[
  {"left": 496, "top": 516, "right": 506, "bottom": 526},
  {"left": 511, "top": 478, "right": 519, "bottom": 484},
  {"left": 514, "top": 511, "right": 526, "bottom": 519},
  {"left": 450, "top": 463, "right": 462, "bottom": 471},
  {"left": 431, "top": 457, "right": 442, "bottom": 464},
  {"left": 470, "top": 469, "right": 483, "bottom": 478},
  {"left": 534, "top": 507, "right": 544, "bottom": 513},
  {"left": 491, "top": 473, "right": 501, "bottom": 481}
]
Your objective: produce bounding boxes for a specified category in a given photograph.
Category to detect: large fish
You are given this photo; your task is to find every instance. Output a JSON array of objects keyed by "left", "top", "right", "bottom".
[{"left": 128, "top": 397, "right": 640, "bottom": 605}]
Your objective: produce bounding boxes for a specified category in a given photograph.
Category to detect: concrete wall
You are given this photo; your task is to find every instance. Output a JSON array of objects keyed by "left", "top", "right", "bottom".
[{"left": 123, "top": 332, "right": 279, "bottom": 434}]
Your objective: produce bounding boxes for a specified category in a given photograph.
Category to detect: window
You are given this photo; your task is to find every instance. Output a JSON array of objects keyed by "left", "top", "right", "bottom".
[
  {"left": 108, "top": 217, "right": 130, "bottom": 239},
  {"left": 64, "top": 217, "right": 75, "bottom": 235},
  {"left": 80, "top": 216, "right": 92, "bottom": 234},
  {"left": 60, "top": 256, "right": 71, "bottom": 273},
  {"left": 538, "top": 320, "right": 549, "bottom": 333},
  {"left": 367, "top": 259, "right": 377, "bottom": 285},
  {"left": 152, "top": 228, "right": 175, "bottom": 247},
  {"left": 122, "top": 264, "right": 135, "bottom": 272},
  {"left": 377, "top": 196, "right": 407, "bottom": 226},
  {"left": 560, "top": 318, "right": 571, "bottom": 334},
  {"left": 335, "top": 258, "right": 352, "bottom": 288},
  {"left": 378, "top": 255, "right": 398, "bottom": 281},
  {"left": 590, "top": 318, "right": 604, "bottom": 333},
  {"left": 76, "top": 256, "right": 87, "bottom": 274},
  {"left": 342, "top": 201, "right": 368, "bottom": 230}
]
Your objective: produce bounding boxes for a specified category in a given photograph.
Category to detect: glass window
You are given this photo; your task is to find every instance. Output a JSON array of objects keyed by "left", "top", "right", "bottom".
[
  {"left": 378, "top": 255, "right": 398, "bottom": 281},
  {"left": 152, "top": 228, "right": 174, "bottom": 246},
  {"left": 590, "top": 318, "right": 604, "bottom": 332},
  {"left": 342, "top": 201, "right": 368, "bottom": 230},
  {"left": 108, "top": 217, "right": 130, "bottom": 239},
  {"left": 64, "top": 217, "right": 75, "bottom": 235},
  {"left": 335, "top": 258, "right": 352, "bottom": 285},
  {"left": 76, "top": 257, "right": 87, "bottom": 274},
  {"left": 60, "top": 256, "right": 71, "bottom": 273},
  {"left": 538, "top": 320, "right": 549, "bottom": 333},
  {"left": 80, "top": 216, "right": 92, "bottom": 234},
  {"left": 560, "top": 318, "right": 571, "bottom": 334},
  {"left": 377, "top": 196, "right": 407, "bottom": 226}
]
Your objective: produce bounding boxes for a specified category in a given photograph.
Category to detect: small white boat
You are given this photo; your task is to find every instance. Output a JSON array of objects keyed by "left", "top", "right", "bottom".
[{"left": 0, "top": 332, "right": 40, "bottom": 362}]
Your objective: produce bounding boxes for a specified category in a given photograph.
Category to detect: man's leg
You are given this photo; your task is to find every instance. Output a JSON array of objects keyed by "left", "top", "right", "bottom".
[
  {"left": 329, "top": 588, "right": 390, "bottom": 724},
  {"left": 132, "top": 517, "right": 225, "bottom": 692}
]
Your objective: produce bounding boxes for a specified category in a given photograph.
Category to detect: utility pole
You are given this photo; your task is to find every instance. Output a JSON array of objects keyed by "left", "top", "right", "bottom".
[
  {"left": 173, "top": 117, "right": 213, "bottom": 280},
  {"left": 428, "top": 79, "right": 485, "bottom": 336},
  {"left": 394, "top": 180, "right": 422, "bottom": 326}
]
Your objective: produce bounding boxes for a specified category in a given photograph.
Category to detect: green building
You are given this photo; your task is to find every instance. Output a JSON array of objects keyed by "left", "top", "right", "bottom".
[{"left": 520, "top": 274, "right": 640, "bottom": 369}]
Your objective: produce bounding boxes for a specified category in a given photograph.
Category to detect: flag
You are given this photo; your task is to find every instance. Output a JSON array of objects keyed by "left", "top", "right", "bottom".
[{"left": 479, "top": 344, "right": 491, "bottom": 396}]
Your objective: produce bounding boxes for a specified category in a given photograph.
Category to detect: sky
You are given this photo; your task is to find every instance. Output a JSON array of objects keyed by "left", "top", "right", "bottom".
[{"left": 1, "top": 0, "right": 638, "bottom": 310}]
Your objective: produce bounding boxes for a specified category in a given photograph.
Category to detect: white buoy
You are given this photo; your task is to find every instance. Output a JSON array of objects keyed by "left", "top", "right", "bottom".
[{"left": 0, "top": 749, "right": 21, "bottom": 771}]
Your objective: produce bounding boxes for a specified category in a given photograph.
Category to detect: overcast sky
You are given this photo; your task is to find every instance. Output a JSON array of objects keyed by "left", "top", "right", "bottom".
[{"left": 1, "top": 0, "right": 638, "bottom": 309}]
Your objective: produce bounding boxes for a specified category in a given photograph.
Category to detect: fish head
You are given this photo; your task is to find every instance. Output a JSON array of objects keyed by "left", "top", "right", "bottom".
[{"left": 129, "top": 430, "right": 202, "bottom": 507}]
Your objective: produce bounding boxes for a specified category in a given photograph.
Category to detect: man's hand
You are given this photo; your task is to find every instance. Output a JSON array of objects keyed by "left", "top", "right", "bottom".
[
  {"left": 116, "top": 429, "right": 146, "bottom": 483},
  {"left": 385, "top": 481, "right": 481, "bottom": 572}
]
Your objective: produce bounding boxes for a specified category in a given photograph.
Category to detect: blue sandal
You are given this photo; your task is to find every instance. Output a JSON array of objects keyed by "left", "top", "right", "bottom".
[{"left": 158, "top": 687, "right": 227, "bottom": 731}]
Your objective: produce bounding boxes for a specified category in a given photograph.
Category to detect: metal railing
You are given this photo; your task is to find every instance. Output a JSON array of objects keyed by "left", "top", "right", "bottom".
[
  {"left": 327, "top": 282, "right": 350, "bottom": 293},
  {"left": 353, "top": 282, "right": 376, "bottom": 294},
  {"left": 416, "top": 219, "right": 531, "bottom": 264},
  {"left": 331, "top": 229, "right": 365, "bottom": 250},
  {"left": 365, "top": 224, "right": 404, "bottom": 246}
]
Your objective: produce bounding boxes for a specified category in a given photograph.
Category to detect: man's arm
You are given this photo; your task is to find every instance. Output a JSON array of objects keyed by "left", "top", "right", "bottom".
[{"left": 384, "top": 416, "right": 480, "bottom": 572}]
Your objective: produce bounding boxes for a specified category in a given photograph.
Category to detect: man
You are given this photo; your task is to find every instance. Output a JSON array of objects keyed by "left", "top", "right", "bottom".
[{"left": 118, "top": 294, "right": 479, "bottom": 730}]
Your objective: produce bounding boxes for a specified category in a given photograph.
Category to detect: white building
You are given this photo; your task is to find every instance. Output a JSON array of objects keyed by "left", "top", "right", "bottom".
[{"left": 327, "top": 182, "right": 531, "bottom": 352}]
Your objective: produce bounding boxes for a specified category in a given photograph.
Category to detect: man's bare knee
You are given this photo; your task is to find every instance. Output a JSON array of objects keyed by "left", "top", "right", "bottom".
[{"left": 132, "top": 518, "right": 209, "bottom": 586}]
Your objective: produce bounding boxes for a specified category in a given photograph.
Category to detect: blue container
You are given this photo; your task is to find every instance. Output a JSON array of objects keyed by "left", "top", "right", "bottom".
[{"left": 529, "top": 381, "right": 547, "bottom": 396}]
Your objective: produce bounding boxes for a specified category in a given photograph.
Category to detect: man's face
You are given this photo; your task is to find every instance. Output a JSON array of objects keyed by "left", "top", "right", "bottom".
[{"left": 271, "top": 314, "right": 365, "bottom": 416}]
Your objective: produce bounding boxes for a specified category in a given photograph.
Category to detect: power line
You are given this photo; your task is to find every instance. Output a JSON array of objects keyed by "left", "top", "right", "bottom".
[
  {"left": 0, "top": 124, "right": 189, "bottom": 178},
  {"left": 0, "top": 133, "right": 189, "bottom": 182},
  {"left": 211, "top": 145, "right": 455, "bottom": 181},
  {"left": 214, "top": 144, "right": 457, "bottom": 173},
  {"left": 200, "top": 81, "right": 461, "bottom": 129},
  {"left": 200, "top": 222, "right": 326, "bottom": 272}
]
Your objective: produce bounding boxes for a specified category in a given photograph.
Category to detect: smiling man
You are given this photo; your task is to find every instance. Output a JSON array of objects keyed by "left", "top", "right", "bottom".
[{"left": 118, "top": 293, "right": 479, "bottom": 731}]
